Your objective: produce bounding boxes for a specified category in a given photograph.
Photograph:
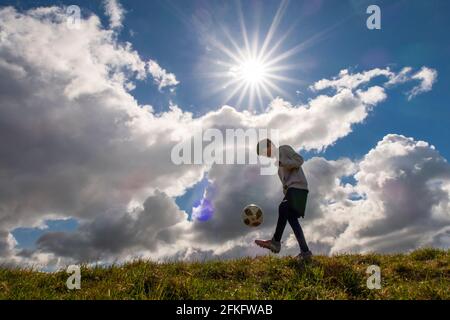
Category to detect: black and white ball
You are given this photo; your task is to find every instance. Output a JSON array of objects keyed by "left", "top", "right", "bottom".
[{"left": 242, "top": 204, "right": 263, "bottom": 227}]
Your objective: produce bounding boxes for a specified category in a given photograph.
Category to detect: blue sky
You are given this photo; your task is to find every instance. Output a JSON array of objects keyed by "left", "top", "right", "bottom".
[{"left": 2, "top": 0, "right": 449, "bottom": 256}]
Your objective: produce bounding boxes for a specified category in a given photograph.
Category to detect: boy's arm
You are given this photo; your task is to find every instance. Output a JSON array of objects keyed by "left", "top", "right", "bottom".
[{"left": 278, "top": 146, "right": 304, "bottom": 169}]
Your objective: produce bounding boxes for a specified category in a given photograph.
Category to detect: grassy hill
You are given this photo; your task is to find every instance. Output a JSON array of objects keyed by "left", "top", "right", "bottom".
[{"left": 0, "top": 248, "right": 448, "bottom": 300}]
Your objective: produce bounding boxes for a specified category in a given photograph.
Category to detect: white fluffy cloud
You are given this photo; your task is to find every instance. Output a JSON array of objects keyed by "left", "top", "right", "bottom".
[
  {"left": 326, "top": 134, "right": 450, "bottom": 254},
  {"left": 408, "top": 67, "right": 438, "bottom": 100},
  {"left": 0, "top": 6, "right": 202, "bottom": 266},
  {"left": 312, "top": 66, "right": 437, "bottom": 101},
  {"left": 311, "top": 68, "right": 393, "bottom": 92},
  {"left": 103, "top": 0, "right": 125, "bottom": 30},
  {"left": 0, "top": 5, "right": 447, "bottom": 268},
  {"left": 386, "top": 66, "right": 438, "bottom": 100},
  {"left": 147, "top": 60, "right": 180, "bottom": 91}
]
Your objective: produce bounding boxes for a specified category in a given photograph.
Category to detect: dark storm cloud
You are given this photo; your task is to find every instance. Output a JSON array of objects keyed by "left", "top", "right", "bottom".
[{"left": 36, "top": 191, "right": 186, "bottom": 262}]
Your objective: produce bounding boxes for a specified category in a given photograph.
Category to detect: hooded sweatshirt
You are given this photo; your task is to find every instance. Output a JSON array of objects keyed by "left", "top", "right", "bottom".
[{"left": 277, "top": 145, "right": 308, "bottom": 194}]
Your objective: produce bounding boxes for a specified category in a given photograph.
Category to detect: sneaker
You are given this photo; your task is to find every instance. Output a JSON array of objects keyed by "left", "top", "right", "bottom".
[
  {"left": 295, "top": 250, "right": 313, "bottom": 262},
  {"left": 255, "top": 239, "right": 281, "bottom": 253}
]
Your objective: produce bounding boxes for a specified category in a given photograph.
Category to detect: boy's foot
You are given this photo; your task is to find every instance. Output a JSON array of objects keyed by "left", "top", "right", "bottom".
[
  {"left": 295, "top": 250, "right": 313, "bottom": 262},
  {"left": 255, "top": 239, "right": 281, "bottom": 253}
]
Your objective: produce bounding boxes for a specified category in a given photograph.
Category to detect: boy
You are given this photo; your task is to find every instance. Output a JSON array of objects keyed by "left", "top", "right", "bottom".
[{"left": 255, "top": 139, "right": 313, "bottom": 261}]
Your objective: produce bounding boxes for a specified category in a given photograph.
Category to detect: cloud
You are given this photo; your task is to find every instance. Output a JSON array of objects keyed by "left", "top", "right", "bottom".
[
  {"left": 306, "top": 134, "right": 450, "bottom": 254},
  {"left": 147, "top": 60, "right": 180, "bottom": 91},
  {"left": 0, "top": 5, "right": 446, "bottom": 268},
  {"left": 385, "top": 66, "right": 413, "bottom": 86},
  {"left": 36, "top": 191, "right": 187, "bottom": 263},
  {"left": 408, "top": 67, "right": 438, "bottom": 100},
  {"left": 385, "top": 66, "right": 438, "bottom": 100},
  {"left": 103, "top": 0, "right": 125, "bottom": 29},
  {"left": 312, "top": 66, "right": 438, "bottom": 100},
  {"left": 0, "top": 6, "right": 203, "bottom": 250},
  {"left": 0, "top": 231, "right": 16, "bottom": 258},
  {"left": 311, "top": 68, "right": 393, "bottom": 92}
]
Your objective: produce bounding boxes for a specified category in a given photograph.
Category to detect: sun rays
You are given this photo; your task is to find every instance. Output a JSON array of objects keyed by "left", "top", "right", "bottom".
[{"left": 203, "top": 0, "right": 307, "bottom": 111}]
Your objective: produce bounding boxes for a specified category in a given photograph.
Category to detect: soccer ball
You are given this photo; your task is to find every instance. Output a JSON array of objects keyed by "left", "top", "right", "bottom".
[{"left": 242, "top": 204, "right": 263, "bottom": 227}]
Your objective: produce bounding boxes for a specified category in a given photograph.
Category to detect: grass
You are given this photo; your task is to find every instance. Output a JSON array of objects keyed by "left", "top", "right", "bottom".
[{"left": 0, "top": 248, "right": 448, "bottom": 300}]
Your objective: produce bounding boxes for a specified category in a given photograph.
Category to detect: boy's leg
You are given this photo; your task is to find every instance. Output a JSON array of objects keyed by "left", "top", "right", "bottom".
[
  {"left": 287, "top": 215, "right": 310, "bottom": 253},
  {"left": 273, "top": 200, "right": 289, "bottom": 242},
  {"left": 255, "top": 200, "right": 287, "bottom": 253}
]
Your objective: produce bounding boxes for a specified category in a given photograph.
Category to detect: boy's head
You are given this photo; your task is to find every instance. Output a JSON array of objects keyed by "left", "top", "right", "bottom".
[{"left": 257, "top": 139, "right": 276, "bottom": 158}]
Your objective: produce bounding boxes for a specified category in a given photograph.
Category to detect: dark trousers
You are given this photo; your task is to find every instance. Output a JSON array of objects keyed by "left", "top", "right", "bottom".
[{"left": 273, "top": 188, "right": 310, "bottom": 253}]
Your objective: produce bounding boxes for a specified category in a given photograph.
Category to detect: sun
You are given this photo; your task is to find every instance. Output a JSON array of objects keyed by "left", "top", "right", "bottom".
[
  {"left": 201, "top": 0, "right": 308, "bottom": 111},
  {"left": 212, "top": 37, "right": 296, "bottom": 111},
  {"left": 232, "top": 58, "right": 268, "bottom": 85},
  {"left": 201, "top": 0, "right": 335, "bottom": 111}
]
